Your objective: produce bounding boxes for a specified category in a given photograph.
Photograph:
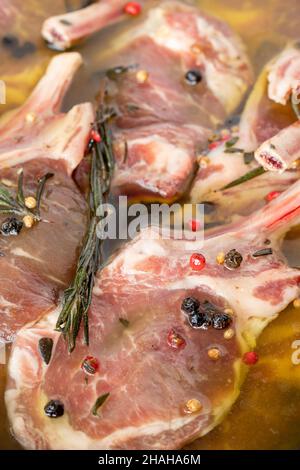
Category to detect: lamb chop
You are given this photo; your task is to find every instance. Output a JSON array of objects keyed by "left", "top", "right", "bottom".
[
  {"left": 254, "top": 45, "right": 300, "bottom": 172},
  {"left": 199, "top": 169, "right": 300, "bottom": 226},
  {"left": 6, "top": 178, "right": 300, "bottom": 449},
  {"left": 42, "top": 0, "right": 136, "bottom": 51},
  {"left": 190, "top": 46, "right": 297, "bottom": 205},
  {"left": 43, "top": 0, "right": 252, "bottom": 202},
  {"left": 0, "top": 52, "right": 94, "bottom": 342}
]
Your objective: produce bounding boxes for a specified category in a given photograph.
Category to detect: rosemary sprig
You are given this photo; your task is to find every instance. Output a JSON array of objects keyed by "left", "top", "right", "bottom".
[
  {"left": 56, "top": 110, "right": 115, "bottom": 352},
  {"left": 0, "top": 170, "right": 53, "bottom": 221},
  {"left": 221, "top": 166, "right": 266, "bottom": 190}
]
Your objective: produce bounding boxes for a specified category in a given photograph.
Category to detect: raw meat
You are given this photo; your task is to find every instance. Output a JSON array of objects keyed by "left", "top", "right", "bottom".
[
  {"left": 44, "top": 0, "right": 252, "bottom": 201},
  {"left": 6, "top": 179, "right": 300, "bottom": 449},
  {"left": 267, "top": 44, "right": 300, "bottom": 106},
  {"left": 107, "top": 0, "right": 252, "bottom": 201},
  {"left": 200, "top": 169, "right": 300, "bottom": 226},
  {"left": 111, "top": 123, "right": 210, "bottom": 201},
  {"left": 254, "top": 45, "right": 300, "bottom": 171},
  {"left": 42, "top": 0, "right": 131, "bottom": 51},
  {"left": 0, "top": 53, "right": 94, "bottom": 342},
  {"left": 190, "top": 47, "right": 296, "bottom": 203}
]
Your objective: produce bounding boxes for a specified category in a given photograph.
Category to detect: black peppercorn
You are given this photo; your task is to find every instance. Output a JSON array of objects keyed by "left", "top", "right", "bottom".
[
  {"left": 181, "top": 296, "right": 200, "bottom": 314},
  {"left": 212, "top": 313, "right": 232, "bottom": 330},
  {"left": 12, "top": 42, "right": 36, "bottom": 59},
  {"left": 188, "top": 312, "right": 210, "bottom": 329},
  {"left": 2, "top": 35, "right": 19, "bottom": 48},
  {"left": 1, "top": 217, "right": 23, "bottom": 236},
  {"left": 185, "top": 69, "right": 202, "bottom": 86},
  {"left": 224, "top": 249, "right": 243, "bottom": 270},
  {"left": 44, "top": 400, "right": 64, "bottom": 418}
]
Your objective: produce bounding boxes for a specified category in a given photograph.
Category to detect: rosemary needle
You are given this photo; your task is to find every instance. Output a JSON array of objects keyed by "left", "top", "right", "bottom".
[
  {"left": 221, "top": 166, "right": 266, "bottom": 190},
  {"left": 56, "top": 110, "right": 115, "bottom": 352},
  {"left": 0, "top": 170, "right": 53, "bottom": 221}
]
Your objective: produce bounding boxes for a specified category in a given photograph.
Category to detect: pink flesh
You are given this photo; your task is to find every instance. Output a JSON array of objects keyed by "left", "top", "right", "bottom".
[
  {"left": 0, "top": 160, "right": 87, "bottom": 342},
  {"left": 0, "top": 53, "right": 93, "bottom": 341},
  {"left": 111, "top": 123, "right": 209, "bottom": 201},
  {"left": 0, "top": 53, "right": 94, "bottom": 175},
  {"left": 94, "top": 1, "right": 252, "bottom": 201},
  {"left": 6, "top": 180, "right": 300, "bottom": 449},
  {"left": 267, "top": 44, "right": 300, "bottom": 105}
]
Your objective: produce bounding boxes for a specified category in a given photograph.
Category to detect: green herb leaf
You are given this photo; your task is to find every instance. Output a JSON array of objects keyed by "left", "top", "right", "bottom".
[
  {"left": 225, "top": 136, "right": 239, "bottom": 148},
  {"left": 252, "top": 248, "right": 273, "bottom": 257},
  {"left": 119, "top": 318, "right": 130, "bottom": 328},
  {"left": 243, "top": 151, "right": 255, "bottom": 165},
  {"left": 35, "top": 173, "right": 54, "bottom": 218},
  {"left": 92, "top": 393, "right": 110, "bottom": 416},
  {"left": 16, "top": 170, "right": 25, "bottom": 205},
  {"left": 0, "top": 185, "right": 15, "bottom": 204},
  {"left": 224, "top": 147, "right": 244, "bottom": 154},
  {"left": 126, "top": 103, "right": 140, "bottom": 112},
  {"left": 38, "top": 337, "right": 54, "bottom": 365},
  {"left": 222, "top": 166, "right": 266, "bottom": 190},
  {"left": 59, "top": 19, "right": 72, "bottom": 26}
]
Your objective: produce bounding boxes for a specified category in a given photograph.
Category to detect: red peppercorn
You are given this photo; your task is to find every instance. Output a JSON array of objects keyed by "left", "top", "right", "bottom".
[
  {"left": 208, "top": 141, "right": 221, "bottom": 150},
  {"left": 90, "top": 129, "right": 101, "bottom": 143},
  {"left": 188, "top": 219, "right": 201, "bottom": 232},
  {"left": 265, "top": 190, "right": 281, "bottom": 202},
  {"left": 167, "top": 329, "right": 186, "bottom": 350},
  {"left": 190, "top": 253, "right": 206, "bottom": 271},
  {"left": 124, "top": 2, "right": 142, "bottom": 16},
  {"left": 243, "top": 351, "right": 259, "bottom": 365},
  {"left": 81, "top": 355, "right": 100, "bottom": 375}
]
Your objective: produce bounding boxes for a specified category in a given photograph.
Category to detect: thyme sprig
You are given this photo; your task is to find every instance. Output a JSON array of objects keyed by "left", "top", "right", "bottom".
[
  {"left": 56, "top": 110, "right": 114, "bottom": 352},
  {"left": 0, "top": 170, "right": 53, "bottom": 221}
]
